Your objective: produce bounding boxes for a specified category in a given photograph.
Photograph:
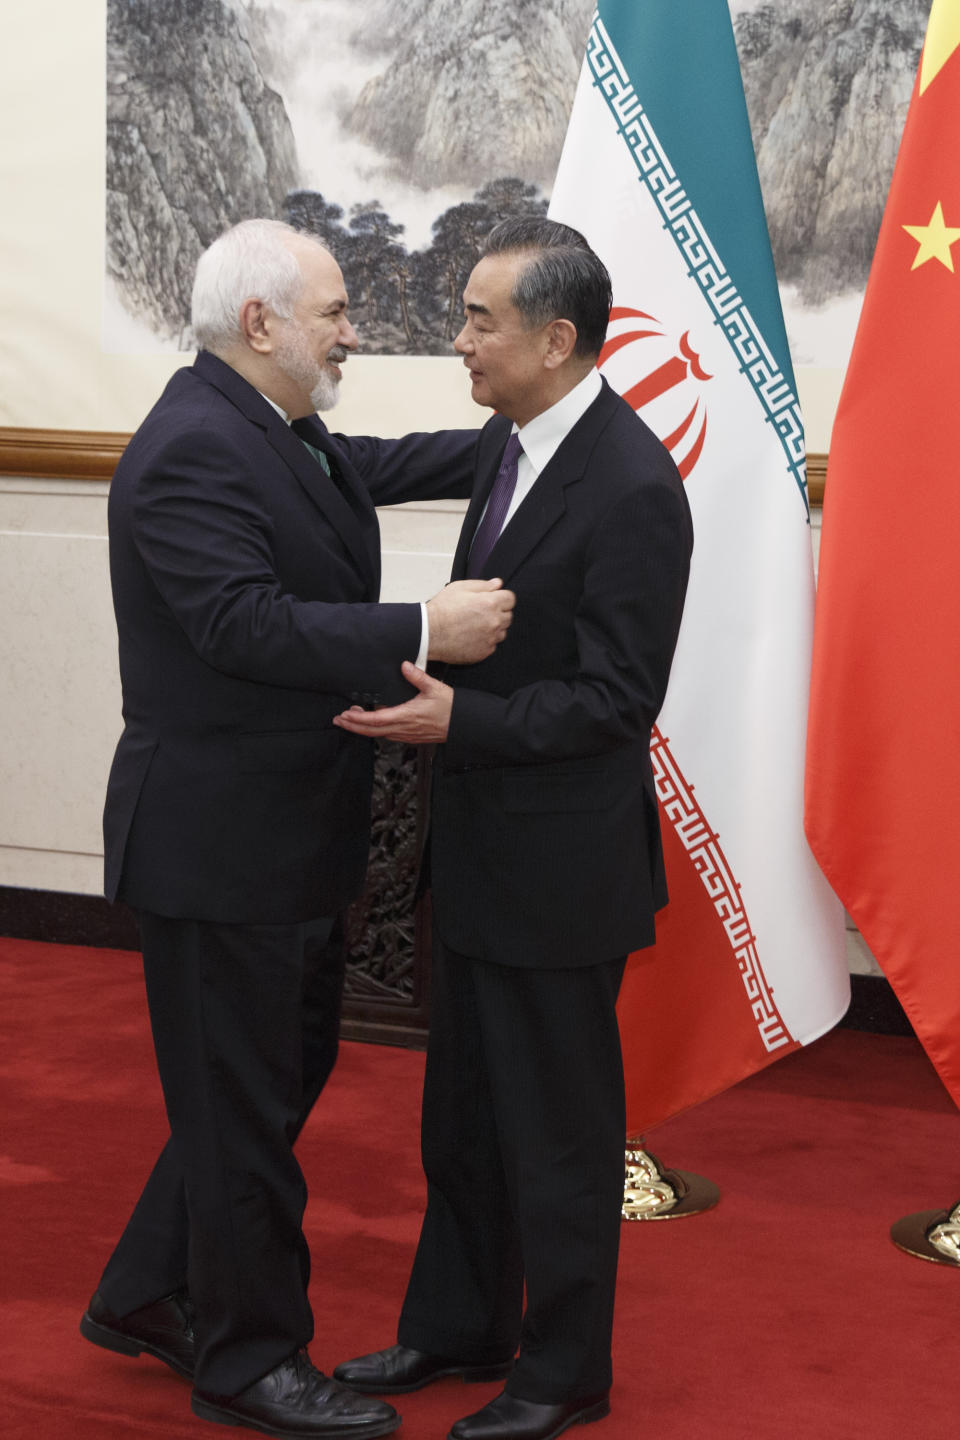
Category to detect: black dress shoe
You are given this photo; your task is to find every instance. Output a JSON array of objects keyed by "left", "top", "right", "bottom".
[
  {"left": 191, "top": 1349, "right": 400, "bottom": 1437},
  {"left": 79, "top": 1287, "right": 195, "bottom": 1380},
  {"left": 447, "top": 1389, "right": 610, "bottom": 1440},
  {"left": 333, "top": 1343, "right": 514, "bottom": 1394}
]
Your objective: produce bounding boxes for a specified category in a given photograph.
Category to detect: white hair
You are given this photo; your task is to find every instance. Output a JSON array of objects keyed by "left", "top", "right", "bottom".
[{"left": 190, "top": 218, "right": 330, "bottom": 354}]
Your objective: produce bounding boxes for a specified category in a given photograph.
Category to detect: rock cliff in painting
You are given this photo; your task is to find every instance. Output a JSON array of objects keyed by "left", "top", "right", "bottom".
[
  {"left": 344, "top": 0, "right": 593, "bottom": 187},
  {"left": 107, "top": 0, "right": 298, "bottom": 341},
  {"left": 736, "top": 0, "right": 926, "bottom": 302},
  {"left": 105, "top": 0, "right": 928, "bottom": 350}
]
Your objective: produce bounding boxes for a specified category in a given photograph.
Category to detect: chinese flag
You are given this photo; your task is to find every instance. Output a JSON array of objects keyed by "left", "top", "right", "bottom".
[{"left": 805, "top": 0, "right": 960, "bottom": 1106}]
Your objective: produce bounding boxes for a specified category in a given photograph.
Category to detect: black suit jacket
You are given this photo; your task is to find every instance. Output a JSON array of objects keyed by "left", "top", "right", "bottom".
[
  {"left": 430, "top": 378, "right": 693, "bottom": 967},
  {"left": 103, "top": 350, "right": 475, "bottom": 923}
]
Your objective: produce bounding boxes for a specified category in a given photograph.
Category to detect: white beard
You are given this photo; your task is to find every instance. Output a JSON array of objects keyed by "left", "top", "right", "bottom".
[
  {"left": 275, "top": 323, "right": 341, "bottom": 412},
  {"left": 309, "top": 369, "right": 340, "bottom": 412}
]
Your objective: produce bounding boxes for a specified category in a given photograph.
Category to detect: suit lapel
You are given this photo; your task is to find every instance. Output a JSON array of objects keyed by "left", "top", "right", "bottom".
[
  {"left": 460, "top": 382, "right": 620, "bottom": 583},
  {"left": 192, "top": 352, "right": 378, "bottom": 588},
  {"left": 280, "top": 414, "right": 380, "bottom": 587},
  {"left": 451, "top": 417, "right": 509, "bottom": 579},
  {"left": 270, "top": 414, "right": 382, "bottom": 581},
  {"left": 484, "top": 456, "right": 573, "bottom": 580}
]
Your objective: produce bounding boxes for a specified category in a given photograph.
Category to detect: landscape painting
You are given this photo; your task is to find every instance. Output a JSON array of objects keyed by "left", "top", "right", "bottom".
[{"left": 105, "top": 0, "right": 926, "bottom": 367}]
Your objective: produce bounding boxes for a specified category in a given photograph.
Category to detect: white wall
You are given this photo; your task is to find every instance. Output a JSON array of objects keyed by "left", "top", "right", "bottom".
[{"left": 0, "top": 479, "right": 115, "bottom": 894}]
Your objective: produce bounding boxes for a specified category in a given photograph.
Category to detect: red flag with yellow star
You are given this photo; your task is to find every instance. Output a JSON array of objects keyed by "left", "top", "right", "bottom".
[{"left": 805, "top": 0, "right": 960, "bottom": 1106}]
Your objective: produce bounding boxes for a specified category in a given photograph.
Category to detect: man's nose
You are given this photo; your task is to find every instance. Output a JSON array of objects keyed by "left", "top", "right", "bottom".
[
  {"left": 341, "top": 318, "right": 359, "bottom": 350},
  {"left": 453, "top": 325, "right": 471, "bottom": 355}
]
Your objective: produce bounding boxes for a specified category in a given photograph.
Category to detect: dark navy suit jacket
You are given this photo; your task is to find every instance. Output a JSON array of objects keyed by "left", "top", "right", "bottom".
[
  {"left": 104, "top": 350, "right": 474, "bottom": 923},
  {"left": 430, "top": 378, "right": 693, "bottom": 967}
]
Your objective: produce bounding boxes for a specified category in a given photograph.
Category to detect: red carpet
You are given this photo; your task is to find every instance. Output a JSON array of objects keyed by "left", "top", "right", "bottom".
[{"left": 2, "top": 937, "right": 959, "bottom": 1439}]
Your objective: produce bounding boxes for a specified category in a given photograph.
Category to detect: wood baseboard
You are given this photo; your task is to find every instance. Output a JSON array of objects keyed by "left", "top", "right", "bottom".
[
  {"left": 0, "top": 885, "right": 429, "bottom": 1049},
  {"left": 0, "top": 425, "right": 830, "bottom": 502},
  {"left": 806, "top": 452, "right": 826, "bottom": 507},
  {"left": 0, "top": 885, "right": 909, "bottom": 1039},
  {"left": 0, "top": 427, "right": 129, "bottom": 481}
]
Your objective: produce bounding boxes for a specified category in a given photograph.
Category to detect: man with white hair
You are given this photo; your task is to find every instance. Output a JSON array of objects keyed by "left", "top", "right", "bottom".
[{"left": 79, "top": 219, "right": 513, "bottom": 1439}]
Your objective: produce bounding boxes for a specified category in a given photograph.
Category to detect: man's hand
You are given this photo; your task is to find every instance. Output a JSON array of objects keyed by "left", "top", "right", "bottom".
[
  {"left": 333, "top": 663, "right": 453, "bottom": 743},
  {"left": 426, "top": 578, "right": 515, "bottom": 664}
]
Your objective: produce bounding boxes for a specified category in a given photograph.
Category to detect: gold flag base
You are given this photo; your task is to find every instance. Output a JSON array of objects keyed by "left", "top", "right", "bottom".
[
  {"left": 622, "top": 1140, "right": 720, "bottom": 1221},
  {"left": 890, "top": 1200, "right": 960, "bottom": 1265}
]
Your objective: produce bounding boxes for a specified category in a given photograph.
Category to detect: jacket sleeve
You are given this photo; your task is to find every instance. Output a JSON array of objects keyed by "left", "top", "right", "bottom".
[
  {"left": 443, "top": 474, "right": 693, "bottom": 766},
  {"left": 333, "top": 428, "right": 479, "bottom": 505},
  {"left": 125, "top": 426, "right": 422, "bottom": 696}
]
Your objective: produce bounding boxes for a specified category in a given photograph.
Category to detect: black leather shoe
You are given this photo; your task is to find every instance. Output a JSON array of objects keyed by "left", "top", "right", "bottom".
[
  {"left": 448, "top": 1390, "right": 610, "bottom": 1440},
  {"left": 333, "top": 1343, "right": 514, "bottom": 1394},
  {"left": 79, "top": 1288, "right": 195, "bottom": 1380},
  {"left": 191, "top": 1349, "right": 401, "bottom": 1437}
]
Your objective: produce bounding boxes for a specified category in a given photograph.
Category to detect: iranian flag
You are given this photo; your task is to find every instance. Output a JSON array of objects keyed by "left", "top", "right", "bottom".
[
  {"left": 806, "top": 2, "right": 960, "bottom": 1107},
  {"left": 549, "top": 0, "right": 848, "bottom": 1132}
]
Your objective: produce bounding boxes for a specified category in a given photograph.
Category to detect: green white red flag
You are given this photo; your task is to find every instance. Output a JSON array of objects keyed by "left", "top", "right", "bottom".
[
  {"left": 549, "top": 0, "right": 849, "bottom": 1132},
  {"left": 806, "top": 0, "right": 960, "bottom": 1106}
]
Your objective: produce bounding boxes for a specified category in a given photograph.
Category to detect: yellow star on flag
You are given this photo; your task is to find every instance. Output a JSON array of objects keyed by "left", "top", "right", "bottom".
[
  {"left": 920, "top": 0, "right": 960, "bottom": 94},
  {"left": 902, "top": 201, "right": 960, "bottom": 272}
]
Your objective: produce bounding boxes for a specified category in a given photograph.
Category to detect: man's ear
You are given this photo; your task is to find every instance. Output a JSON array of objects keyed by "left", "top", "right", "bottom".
[
  {"left": 239, "top": 297, "right": 274, "bottom": 355},
  {"left": 543, "top": 318, "right": 578, "bottom": 369}
]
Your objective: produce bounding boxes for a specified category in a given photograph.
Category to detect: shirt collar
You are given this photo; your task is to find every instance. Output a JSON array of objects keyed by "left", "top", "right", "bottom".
[
  {"left": 258, "top": 390, "right": 290, "bottom": 423},
  {"left": 515, "top": 368, "right": 602, "bottom": 476}
]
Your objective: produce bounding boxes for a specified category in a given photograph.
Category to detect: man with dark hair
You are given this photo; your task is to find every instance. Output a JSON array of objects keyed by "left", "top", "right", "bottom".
[
  {"left": 333, "top": 219, "right": 693, "bottom": 1440},
  {"left": 79, "top": 219, "right": 515, "bottom": 1440}
]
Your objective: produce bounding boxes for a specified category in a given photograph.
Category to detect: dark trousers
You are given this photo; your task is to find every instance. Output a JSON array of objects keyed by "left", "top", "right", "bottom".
[
  {"left": 97, "top": 911, "right": 344, "bottom": 1395},
  {"left": 398, "top": 940, "right": 627, "bottom": 1404}
]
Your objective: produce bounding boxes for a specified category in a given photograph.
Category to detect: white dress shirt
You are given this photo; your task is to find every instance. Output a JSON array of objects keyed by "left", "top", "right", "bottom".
[{"left": 489, "top": 367, "right": 602, "bottom": 538}]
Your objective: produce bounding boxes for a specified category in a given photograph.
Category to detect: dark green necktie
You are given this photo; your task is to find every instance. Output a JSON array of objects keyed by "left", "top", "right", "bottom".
[{"left": 298, "top": 436, "right": 331, "bottom": 476}]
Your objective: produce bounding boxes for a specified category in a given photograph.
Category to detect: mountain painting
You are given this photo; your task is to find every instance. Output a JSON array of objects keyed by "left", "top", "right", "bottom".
[{"left": 105, "top": 0, "right": 926, "bottom": 365}]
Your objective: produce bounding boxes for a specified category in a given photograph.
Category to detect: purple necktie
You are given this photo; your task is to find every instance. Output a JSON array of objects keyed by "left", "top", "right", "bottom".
[{"left": 467, "top": 433, "right": 523, "bottom": 577}]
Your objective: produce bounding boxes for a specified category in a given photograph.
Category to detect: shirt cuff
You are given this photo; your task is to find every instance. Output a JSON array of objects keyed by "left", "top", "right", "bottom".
[{"left": 415, "top": 602, "right": 429, "bottom": 670}]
